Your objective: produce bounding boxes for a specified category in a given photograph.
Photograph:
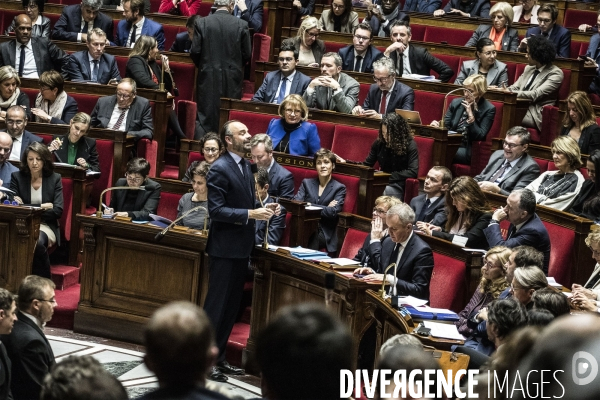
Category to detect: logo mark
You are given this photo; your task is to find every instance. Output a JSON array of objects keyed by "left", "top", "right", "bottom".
[{"left": 572, "top": 351, "right": 598, "bottom": 385}]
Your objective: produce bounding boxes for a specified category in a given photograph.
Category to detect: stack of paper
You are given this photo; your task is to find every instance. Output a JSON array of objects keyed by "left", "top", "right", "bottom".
[
  {"left": 546, "top": 277, "right": 563, "bottom": 288},
  {"left": 422, "top": 321, "right": 465, "bottom": 341}
]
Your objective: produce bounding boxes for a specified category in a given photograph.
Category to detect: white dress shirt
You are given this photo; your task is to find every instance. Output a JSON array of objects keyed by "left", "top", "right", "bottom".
[
  {"left": 14, "top": 40, "right": 38, "bottom": 78},
  {"left": 107, "top": 103, "right": 129, "bottom": 131},
  {"left": 9, "top": 134, "right": 23, "bottom": 161},
  {"left": 126, "top": 17, "right": 145, "bottom": 48},
  {"left": 78, "top": 16, "right": 94, "bottom": 42},
  {"left": 387, "top": 231, "right": 414, "bottom": 295}
]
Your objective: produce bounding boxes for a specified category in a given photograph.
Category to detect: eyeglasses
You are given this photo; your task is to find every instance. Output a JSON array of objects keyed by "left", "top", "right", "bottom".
[
  {"left": 354, "top": 34, "right": 370, "bottom": 42},
  {"left": 332, "top": 4, "right": 345, "bottom": 10},
  {"left": 373, "top": 207, "right": 387, "bottom": 215},
  {"left": 126, "top": 173, "right": 144, "bottom": 183},
  {"left": 538, "top": 18, "right": 552, "bottom": 23},
  {"left": 39, "top": 86, "right": 52, "bottom": 92},
  {"left": 483, "top": 260, "right": 500, "bottom": 269},
  {"left": 503, "top": 140, "right": 522, "bottom": 149},
  {"left": 25, "top": 4, "right": 39, "bottom": 10},
  {"left": 278, "top": 57, "right": 294, "bottom": 62},
  {"left": 481, "top": 50, "right": 497, "bottom": 57},
  {"left": 373, "top": 75, "right": 392, "bottom": 84},
  {"left": 285, "top": 108, "right": 302, "bottom": 115},
  {"left": 306, "top": 31, "right": 320, "bottom": 39},
  {"left": 589, "top": 246, "right": 600, "bottom": 256},
  {"left": 492, "top": 15, "right": 505, "bottom": 20},
  {"left": 6, "top": 119, "right": 25, "bottom": 126},
  {"left": 203, "top": 147, "right": 219, "bottom": 154},
  {"left": 116, "top": 92, "right": 133, "bottom": 99},
  {"left": 36, "top": 298, "right": 57, "bottom": 305}
]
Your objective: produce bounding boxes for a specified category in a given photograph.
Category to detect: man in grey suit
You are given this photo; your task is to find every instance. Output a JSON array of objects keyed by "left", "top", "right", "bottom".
[
  {"left": 251, "top": 42, "right": 310, "bottom": 104},
  {"left": 3, "top": 106, "right": 43, "bottom": 161},
  {"left": 303, "top": 52, "right": 359, "bottom": 114},
  {"left": 411, "top": 166, "right": 452, "bottom": 228},
  {"left": 0, "top": 14, "right": 68, "bottom": 78},
  {"left": 191, "top": 0, "right": 251, "bottom": 138},
  {"left": 475, "top": 126, "right": 541, "bottom": 196}
]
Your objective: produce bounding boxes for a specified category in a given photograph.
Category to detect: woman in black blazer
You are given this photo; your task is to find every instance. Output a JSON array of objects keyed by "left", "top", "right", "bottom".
[
  {"left": 31, "top": 70, "right": 78, "bottom": 125},
  {"left": 560, "top": 91, "right": 600, "bottom": 156},
  {"left": 421, "top": 176, "right": 493, "bottom": 250},
  {"left": 125, "top": 35, "right": 186, "bottom": 139},
  {"left": 104, "top": 157, "right": 161, "bottom": 221},
  {"left": 47, "top": 112, "right": 100, "bottom": 173},
  {"left": 288, "top": 17, "right": 326, "bottom": 67},
  {"left": 465, "top": 2, "right": 519, "bottom": 52},
  {"left": 5, "top": 0, "right": 51, "bottom": 38},
  {"left": 294, "top": 148, "right": 346, "bottom": 254},
  {"left": 10, "top": 142, "right": 63, "bottom": 278}
]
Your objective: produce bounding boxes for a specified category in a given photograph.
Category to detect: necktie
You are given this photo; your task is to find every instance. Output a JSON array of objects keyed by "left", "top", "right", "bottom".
[
  {"left": 130, "top": 25, "right": 137, "bottom": 46},
  {"left": 388, "top": 244, "right": 401, "bottom": 295},
  {"left": 82, "top": 21, "right": 89, "bottom": 34},
  {"left": 524, "top": 69, "right": 540, "bottom": 91},
  {"left": 112, "top": 108, "right": 127, "bottom": 130},
  {"left": 239, "top": 158, "right": 245, "bottom": 177},
  {"left": 18, "top": 44, "right": 25, "bottom": 77},
  {"left": 585, "top": 271, "right": 600, "bottom": 289},
  {"left": 91, "top": 60, "right": 99, "bottom": 82},
  {"left": 542, "top": 32, "right": 548, "bottom": 37},
  {"left": 490, "top": 161, "right": 509, "bottom": 183},
  {"left": 402, "top": 52, "right": 411, "bottom": 75},
  {"left": 417, "top": 198, "right": 431, "bottom": 223},
  {"left": 276, "top": 78, "right": 287, "bottom": 104},
  {"left": 354, "top": 55, "right": 363, "bottom": 72},
  {"left": 379, "top": 90, "right": 388, "bottom": 115}
]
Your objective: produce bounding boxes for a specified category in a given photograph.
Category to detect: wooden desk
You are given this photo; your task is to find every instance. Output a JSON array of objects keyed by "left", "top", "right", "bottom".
[
  {"left": 74, "top": 215, "right": 209, "bottom": 343},
  {"left": 0, "top": 205, "right": 43, "bottom": 293}
]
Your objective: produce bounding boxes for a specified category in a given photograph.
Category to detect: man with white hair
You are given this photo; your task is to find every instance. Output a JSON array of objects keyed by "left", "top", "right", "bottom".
[{"left": 354, "top": 203, "right": 434, "bottom": 300}]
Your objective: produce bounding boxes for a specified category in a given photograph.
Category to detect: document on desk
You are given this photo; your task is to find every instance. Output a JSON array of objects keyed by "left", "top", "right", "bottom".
[
  {"left": 546, "top": 277, "right": 563, "bottom": 288},
  {"left": 327, "top": 258, "right": 361, "bottom": 266},
  {"left": 397, "top": 296, "right": 429, "bottom": 308},
  {"left": 305, "top": 206, "right": 322, "bottom": 211},
  {"left": 423, "top": 321, "right": 465, "bottom": 341}
]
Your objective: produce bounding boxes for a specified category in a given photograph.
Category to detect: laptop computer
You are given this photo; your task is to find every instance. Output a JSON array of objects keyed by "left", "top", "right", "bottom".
[{"left": 395, "top": 110, "right": 422, "bottom": 125}]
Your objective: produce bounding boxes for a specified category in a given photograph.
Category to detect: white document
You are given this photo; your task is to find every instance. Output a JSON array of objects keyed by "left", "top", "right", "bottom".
[
  {"left": 423, "top": 321, "right": 466, "bottom": 341},
  {"left": 397, "top": 296, "right": 429, "bottom": 307},
  {"left": 305, "top": 206, "right": 322, "bottom": 210},
  {"left": 278, "top": 246, "right": 321, "bottom": 254},
  {"left": 414, "top": 306, "right": 456, "bottom": 314},
  {"left": 327, "top": 258, "right": 360, "bottom": 266},
  {"left": 452, "top": 235, "right": 468, "bottom": 247},
  {"left": 546, "top": 277, "right": 563, "bottom": 288}
]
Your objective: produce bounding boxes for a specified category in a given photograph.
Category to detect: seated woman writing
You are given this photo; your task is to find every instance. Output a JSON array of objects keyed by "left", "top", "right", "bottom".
[
  {"left": 48, "top": 112, "right": 100, "bottom": 173},
  {"left": 103, "top": 158, "right": 161, "bottom": 221},
  {"left": 177, "top": 161, "right": 210, "bottom": 230},
  {"left": 32, "top": 70, "right": 78, "bottom": 125}
]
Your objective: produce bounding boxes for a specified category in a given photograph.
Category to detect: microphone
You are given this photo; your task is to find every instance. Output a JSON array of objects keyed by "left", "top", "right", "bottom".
[
  {"left": 96, "top": 186, "right": 146, "bottom": 218},
  {"left": 378, "top": 262, "right": 397, "bottom": 299},
  {"left": 439, "top": 87, "right": 473, "bottom": 129},
  {"left": 250, "top": 163, "right": 272, "bottom": 249},
  {"left": 155, "top": 204, "right": 208, "bottom": 242},
  {"left": 325, "top": 272, "right": 335, "bottom": 307},
  {"left": 49, "top": 137, "right": 64, "bottom": 163}
]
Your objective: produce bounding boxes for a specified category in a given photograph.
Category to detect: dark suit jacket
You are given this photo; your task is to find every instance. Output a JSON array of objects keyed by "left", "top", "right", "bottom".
[
  {"left": 378, "top": 233, "right": 434, "bottom": 300},
  {"left": 125, "top": 55, "right": 173, "bottom": 91},
  {"left": 44, "top": 95, "right": 78, "bottom": 125},
  {"left": 266, "top": 119, "right": 321, "bottom": 157},
  {"left": 116, "top": 18, "right": 166, "bottom": 50},
  {"left": 1, "top": 311, "right": 56, "bottom": 400},
  {"left": 52, "top": 4, "right": 115, "bottom": 42},
  {"left": 169, "top": 31, "right": 192, "bottom": 53},
  {"left": 294, "top": 178, "right": 346, "bottom": 252},
  {"left": 339, "top": 44, "right": 384, "bottom": 74},
  {"left": 10, "top": 171, "right": 63, "bottom": 245},
  {"left": 367, "top": 7, "right": 410, "bottom": 37},
  {"left": 0, "top": 342, "right": 12, "bottom": 400},
  {"left": 139, "top": 385, "right": 230, "bottom": 400},
  {"left": 255, "top": 196, "right": 286, "bottom": 245},
  {"left": 525, "top": 25, "right": 571, "bottom": 59},
  {"left": 206, "top": 151, "right": 257, "bottom": 259},
  {"left": 251, "top": 70, "right": 311, "bottom": 103},
  {"left": 410, "top": 194, "right": 447, "bottom": 226},
  {"left": 64, "top": 51, "right": 121, "bottom": 84},
  {"left": 234, "top": 0, "right": 264, "bottom": 32},
  {"left": 287, "top": 36, "right": 325, "bottom": 66},
  {"left": 483, "top": 214, "right": 551, "bottom": 274},
  {"left": 353, "top": 233, "right": 388, "bottom": 270},
  {"left": 455, "top": 59, "right": 509, "bottom": 87},
  {"left": 389, "top": 45, "right": 454, "bottom": 83},
  {"left": 11, "top": 131, "right": 43, "bottom": 158},
  {"left": 443, "top": 0, "right": 490, "bottom": 18},
  {"left": 110, "top": 177, "right": 161, "bottom": 221},
  {"left": 432, "top": 212, "right": 492, "bottom": 250},
  {"left": 560, "top": 124, "right": 600, "bottom": 155},
  {"left": 103, "top": 0, "right": 151, "bottom": 13},
  {"left": 90, "top": 95, "right": 154, "bottom": 139},
  {"left": 51, "top": 135, "right": 100, "bottom": 172},
  {"left": 268, "top": 160, "right": 295, "bottom": 199},
  {"left": 474, "top": 151, "right": 541, "bottom": 195},
  {"left": 5, "top": 15, "right": 51, "bottom": 38},
  {"left": 465, "top": 25, "right": 519, "bottom": 52},
  {"left": 0, "top": 37, "right": 68, "bottom": 78},
  {"left": 363, "top": 81, "right": 414, "bottom": 113}
]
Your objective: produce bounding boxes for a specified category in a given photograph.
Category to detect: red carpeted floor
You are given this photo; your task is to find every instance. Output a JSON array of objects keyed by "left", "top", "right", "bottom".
[{"left": 47, "top": 283, "right": 80, "bottom": 330}]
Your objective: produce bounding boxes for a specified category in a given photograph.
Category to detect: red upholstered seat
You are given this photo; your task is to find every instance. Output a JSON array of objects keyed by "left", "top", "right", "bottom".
[
  {"left": 533, "top": 157, "right": 549, "bottom": 173},
  {"left": 59, "top": 178, "right": 74, "bottom": 242},
  {"left": 229, "top": 110, "right": 273, "bottom": 134},
  {"left": 311, "top": 121, "right": 335, "bottom": 150},
  {"left": 187, "top": 151, "right": 204, "bottom": 168},
  {"left": 115, "top": 56, "right": 128, "bottom": 78},
  {"left": 89, "top": 140, "right": 114, "bottom": 211},
  {"left": 423, "top": 26, "right": 472, "bottom": 46},
  {"left": 324, "top": 41, "right": 346, "bottom": 54},
  {"left": 563, "top": 9, "right": 597, "bottom": 29},
  {"left": 358, "top": 83, "right": 370, "bottom": 106},
  {"left": 404, "top": 136, "right": 433, "bottom": 202},
  {"left": 579, "top": 40, "right": 589, "bottom": 56},
  {"left": 176, "top": 100, "right": 197, "bottom": 139},
  {"left": 149, "top": 0, "right": 161, "bottom": 12},
  {"left": 137, "top": 139, "right": 158, "bottom": 177},
  {"left": 169, "top": 62, "right": 196, "bottom": 102},
  {"left": 161, "top": 25, "right": 186, "bottom": 52},
  {"left": 156, "top": 191, "right": 182, "bottom": 221},
  {"left": 36, "top": 134, "right": 53, "bottom": 144},
  {"left": 284, "top": 166, "right": 316, "bottom": 192},
  {"left": 505, "top": 62, "right": 517, "bottom": 84},
  {"left": 198, "top": 2, "right": 213, "bottom": 16},
  {"left": 540, "top": 105, "right": 560, "bottom": 146},
  {"left": 430, "top": 54, "right": 460, "bottom": 82},
  {"left": 547, "top": 162, "right": 589, "bottom": 179},
  {"left": 410, "top": 25, "right": 426, "bottom": 42},
  {"left": 69, "top": 93, "right": 99, "bottom": 115},
  {"left": 543, "top": 221, "right": 575, "bottom": 286},
  {"left": 558, "top": 69, "right": 571, "bottom": 100},
  {"left": 279, "top": 213, "right": 293, "bottom": 246},
  {"left": 430, "top": 252, "right": 467, "bottom": 312},
  {"left": 250, "top": 34, "right": 272, "bottom": 83},
  {"left": 414, "top": 91, "right": 445, "bottom": 125},
  {"left": 331, "top": 125, "right": 378, "bottom": 162},
  {"left": 570, "top": 41, "right": 583, "bottom": 60},
  {"left": 590, "top": 93, "right": 600, "bottom": 106},
  {"left": 0, "top": 10, "right": 19, "bottom": 33},
  {"left": 45, "top": 13, "right": 61, "bottom": 28},
  {"left": 339, "top": 228, "right": 368, "bottom": 259}
]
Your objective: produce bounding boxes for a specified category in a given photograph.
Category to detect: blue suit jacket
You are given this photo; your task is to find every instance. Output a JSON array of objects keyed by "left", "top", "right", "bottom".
[
  {"left": 53, "top": 4, "right": 115, "bottom": 43},
  {"left": 443, "top": 0, "right": 490, "bottom": 18},
  {"left": 169, "top": 31, "right": 192, "bottom": 53},
  {"left": 116, "top": 18, "right": 165, "bottom": 50},
  {"left": 586, "top": 33, "right": 600, "bottom": 64},
  {"left": 483, "top": 214, "right": 551, "bottom": 274},
  {"left": 363, "top": 81, "right": 414, "bottom": 113},
  {"left": 251, "top": 70, "right": 311, "bottom": 104},
  {"left": 409, "top": 194, "right": 447, "bottom": 227},
  {"left": 206, "top": 151, "right": 257, "bottom": 258},
  {"left": 64, "top": 51, "right": 121, "bottom": 84},
  {"left": 294, "top": 178, "right": 346, "bottom": 252},
  {"left": 402, "top": 0, "right": 441, "bottom": 13},
  {"left": 268, "top": 160, "right": 295, "bottom": 199},
  {"left": 378, "top": 233, "right": 434, "bottom": 301},
  {"left": 266, "top": 119, "right": 321, "bottom": 157},
  {"left": 339, "top": 44, "right": 384, "bottom": 74},
  {"left": 255, "top": 196, "right": 286, "bottom": 245},
  {"left": 234, "top": 0, "right": 264, "bottom": 33},
  {"left": 526, "top": 25, "right": 571, "bottom": 59}
]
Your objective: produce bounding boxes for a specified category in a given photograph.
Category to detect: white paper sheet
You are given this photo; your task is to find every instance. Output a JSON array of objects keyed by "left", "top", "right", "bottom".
[
  {"left": 423, "top": 321, "right": 465, "bottom": 341},
  {"left": 327, "top": 258, "right": 361, "bottom": 266}
]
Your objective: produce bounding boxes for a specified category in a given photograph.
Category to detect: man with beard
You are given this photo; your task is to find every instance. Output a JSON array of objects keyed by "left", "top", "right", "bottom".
[{"left": 115, "top": 0, "right": 165, "bottom": 50}]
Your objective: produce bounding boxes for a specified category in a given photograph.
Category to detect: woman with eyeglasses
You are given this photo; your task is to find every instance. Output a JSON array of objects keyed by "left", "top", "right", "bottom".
[
  {"left": 47, "top": 112, "right": 100, "bottom": 172},
  {"left": 32, "top": 70, "right": 78, "bottom": 125},
  {"left": 318, "top": 0, "right": 358, "bottom": 33},
  {"left": 10, "top": 142, "right": 63, "bottom": 278},
  {"left": 266, "top": 94, "right": 320, "bottom": 157},
  {"left": 5, "top": 0, "right": 51, "bottom": 37},
  {"left": 177, "top": 161, "right": 210, "bottom": 230},
  {"left": 560, "top": 91, "right": 600, "bottom": 156},
  {"left": 513, "top": 0, "right": 539, "bottom": 24},
  {"left": 287, "top": 17, "right": 325, "bottom": 67},
  {"left": 0, "top": 66, "right": 31, "bottom": 121},
  {"left": 465, "top": 2, "right": 519, "bottom": 52},
  {"left": 182, "top": 132, "right": 223, "bottom": 182},
  {"left": 510, "top": 266, "right": 548, "bottom": 309},
  {"left": 103, "top": 158, "right": 162, "bottom": 221},
  {"left": 456, "top": 38, "right": 509, "bottom": 87}
]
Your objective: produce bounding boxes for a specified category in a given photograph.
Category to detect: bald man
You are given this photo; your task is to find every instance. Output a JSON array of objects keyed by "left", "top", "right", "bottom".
[{"left": 0, "top": 131, "right": 17, "bottom": 199}]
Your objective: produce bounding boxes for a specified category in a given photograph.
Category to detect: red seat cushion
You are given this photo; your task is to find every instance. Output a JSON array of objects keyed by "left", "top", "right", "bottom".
[
  {"left": 331, "top": 125, "right": 378, "bottom": 162},
  {"left": 543, "top": 222, "right": 575, "bottom": 286},
  {"left": 311, "top": 121, "right": 335, "bottom": 150},
  {"left": 90, "top": 139, "right": 115, "bottom": 210},
  {"left": 284, "top": 166, "right": 316, "bottom": 192},
  {"left": 333, "top": 174, "right": 360, "bottom": 214},
  {"left": 60, "top": 178, "right": 74, "bottom": 242},
  {"left": 198, "top": 2, "right": 213, "bottom": 16},
  {"left": 279, "top": 213, "right": 293, "bottom": 247},
  {"left": 533, "top": 157, "right": 549, "bottom": 173},
  {"left": 430, "top": 54, "right": 460, "bottom": 82},
  {"left": 424, "top": 26, "right": 472, "bottom": 46},
  {"left": 563, "top": 9, "right": 597, "bottom": 29},
  {"left": 156, "top": 191, "right": 181, "bottom": 221},
  {"left": 414, "top": 91, "right": 445, "bottom": 125},
  {"left": 229, "top": 111, "right": 273, "bottom": 135},
  {"left": 69, "top": 93, "right": 100, "bottom": 115},
  {"left": 410, "top": 25, "right": 426, "bottom": 42},
  {"left": 558, "top": 69, "right": 571, "bottom": 100},
  {"left": 324, "top": 41, "right": 346, "bottom": 54},
  {"left": 187, "top": 151, "right": 205, "bottom": 168},
  {"left": 161, "top": 25, "right": 186, "bottom": 53},
  {"left": 358, "top": 83, "right": 370, "bottom": 106},
  {"left": 170, "top": 62, "right": 196, "bottom": 102},
  {"left": 414, "top": 136, "right": 434, "bottom": 177},
  {"left": 251, "top": 33, "right": 272, "bottom": 83},
  {"left": 339, "top": 228, "right": 368, "bottom": 259},
  {"left": 429, "top": 252, "right": 467, "bottom": 312},
  {"left": 505, "top": 62, "right": 517, "bottom": 84}
]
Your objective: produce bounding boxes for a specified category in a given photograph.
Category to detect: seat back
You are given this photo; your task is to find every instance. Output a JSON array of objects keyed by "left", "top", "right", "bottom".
[
  {"left": 324, "top": 41, "right": 346, "bottom": 54},
  {"left": 563, "top": 9, "right": 597, "bottom": 29},
  {"left": 533, "top": 157, "right": 550, "bottom": 173},
  {"left": 90, "top": 139, "right": 115, "bottom": 209},
  {"left": 429, "top": 252, "right": 467, "bottom": 312},
  {"left": 311, "top": 121, "right": 335, "bottom": 150},
  {"left": 333, "top": 174, "right": 360, "bottom": 214},
  {"left": 156, "top": 190, "right": 183, "bottom": 221},
  {"left": 358, "top": 83, "right": 371, "bottom": 106},
  {"left": 414, "top": 91, "right": 445, "bottom": 125},
  {"left": 543, "top": 221, "right": 575, "bottom": 286},
  {"left": 187, "top": 151, "right": 205, "bottom": 168},
  {"left": 331, "top": 125, "right": 378, "bottom": 162},
  {"left": 59, "top": 177, "right": 74, "bottom": 242},
  {"left": 430, "top": 54, "right": 461, "bottom": 82},
  {"left": 229, "top": 110, "right": 273, "bottom": 134},
  {"left": 251, "top": 34, "right": 272, "bottom": 83},
  {"left": 423, "top": 26, "right": 472, "bottom": 45},
  {"left": 137, "top": 139, "right": 158, "bottom": 177},
  {"left": 413, "top": 136, "right": 434, "bottom": 177},
  {"left": 339, "top": 228, "right": 368, "bottom": 259}
]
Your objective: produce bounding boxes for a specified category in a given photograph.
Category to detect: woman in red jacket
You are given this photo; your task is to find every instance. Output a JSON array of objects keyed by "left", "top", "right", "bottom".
[{"left": 158, "top": 0, "right": 202, "bottom": 16}]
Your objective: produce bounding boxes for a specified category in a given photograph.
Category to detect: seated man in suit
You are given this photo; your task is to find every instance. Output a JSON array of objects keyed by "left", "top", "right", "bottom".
[
  {"left": 64, "top": 28, "right": 121, "bottom": 84},
  {"left": 90, "top": 78, "right": 153, "bottom": 140},
  {"left": 354, "top": 203, "right": 434, "bottom": 300},
  {"left": 484, "top": 188, "right": 551, "bottom": 274},
  {"left": 384, "top": 21, "right": 454, "bottom": 83},
  {"left": 303, "top": 52, "right": 359, "bottom": 114},
  {"left": 0, "top": 131, "right": 18, "bottom": 198},
  {"left": 364, "top": 0, "right": 410, "bottom": 38},
  {"left": 52, "top": 0, "right": 115, "bottom": 44},
  {"left": 353, "top": 195, "right": 402, "bottom": 270},
  {"left": 339, "top": 23, "right": 384, "bottom": 74},
  {"left": 401, "top": 0, "right": 441, "bottom": 13},
  {"left": 252, "top": 42, "right": 311, "bottom": 104},
  {"left": 0, "top": 288, "right": 16, "bottom": 400},
  {"left": 518, "top": 3, "right": 570, "bottom": 59},
  {"left": 0, "top": 14, "right": 68, "bottom": 79},
  {"left": 170, "top": 15, "right": 197, "bottom": 53},
  {"left": 255, "top": 168, "right": 287, "bottom": 246},
  {"left": 475, "top": 126, "right": 541, "bottom": 195},
  {"left": 4, "top": 105, "right": 42, "bottom": 161},
  {"left": 233, "top": 0, "right": 263, "bottom": 33},
  {"left": 411, "top": 166, "right": 452, "bottom": 228},
  {"left": 116, "top": 0, "right": 165, "bottom": 50},
  {"left": 1, "top": 276, "right": 56, "bottom": 400},
  {"left": 250, "top": 134, "right": 294, "bottom": 199},
  {"left": 352, "top": 57, "right": 414, "bottom": 119},
  {"left": 103, "top": 0, "right": 151, "bottom": 12}
]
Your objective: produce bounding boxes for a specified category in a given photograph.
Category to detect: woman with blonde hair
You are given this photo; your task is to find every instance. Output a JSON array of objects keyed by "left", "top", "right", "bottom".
[
  {"left": 265, "top": 94, "right": 320, "bottom": 156},
  {"left": 465, "top": 2, "right": 519, "bottom": 52},
  {"left": 560, "top": 91, "right": 600, "bottom": 155},
  {"left": 47, "top": 112, "right": 100, "bottom": 172},
  {"left": 0, "top": 66, "right": 30, "bottom": 120},
  {"left": 422, "top": 176, "right": 493, "bottom": 250},
  {"left": 287, "top": 17, "right": 325, "bottom": 67},
  {"left": 513, "top": 0, "right": 539, "bottom": 24},
  {"left": 525, "top": 136, "right": 586, "bottom": 210}
]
